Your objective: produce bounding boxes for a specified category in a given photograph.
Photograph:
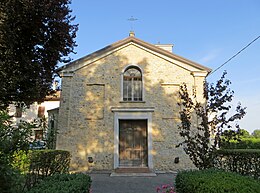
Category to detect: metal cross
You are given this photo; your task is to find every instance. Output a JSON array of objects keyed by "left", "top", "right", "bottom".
[{"left": 127, "top": 16, "right": 138, "bottom": 31}]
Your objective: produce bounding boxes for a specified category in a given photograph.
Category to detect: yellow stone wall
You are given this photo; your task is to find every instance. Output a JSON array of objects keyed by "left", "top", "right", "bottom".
[{"left": 56, "top": 44, "right": 206, "bottom": 172}]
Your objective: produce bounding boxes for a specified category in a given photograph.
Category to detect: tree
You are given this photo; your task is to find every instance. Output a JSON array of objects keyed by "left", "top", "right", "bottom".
[
  {"left": 252, "top": 129, "right": 260, "bottom": 138},
  {"left": 178, "top": 71, "right": 246, "bottom": 169},
  {"left": 220, "top": 128, "right": 250, "bottom": 148},
  {"left": 237, "top": 129, "right": 250, "bottom": 138},
  {"left": 0, "top": 0, "right": 78, "bottom": 108},
  {"left": 221, "top": 128, "right": 250, "bottom": 141}
]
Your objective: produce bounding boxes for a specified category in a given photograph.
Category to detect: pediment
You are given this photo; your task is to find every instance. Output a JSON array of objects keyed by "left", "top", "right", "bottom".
[{"left": 57, "top": 36, "right": 211, "bottom": 77}]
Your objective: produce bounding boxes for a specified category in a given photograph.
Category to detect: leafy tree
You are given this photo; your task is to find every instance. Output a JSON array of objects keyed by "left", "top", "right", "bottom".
[
  {"left": 221, "top": 129, "right": 242, "bottom": 145},
  {"left": 220, "top": 128, "right": 251, "bottom": 148},
  {"left": 221, "top": 128, "right": 250, "bottom": 141},
  {"left": 178, "top": 71, "right": 246, "bottom": 169},
  {"left": 238, "top": 129, "right": 251, "bottom": 138},
  {"left": 0, "top": 0, "right": 78, "bottom": 109},
  {"left": 252, "top": 129, "right": 260, "bottom": 138}
]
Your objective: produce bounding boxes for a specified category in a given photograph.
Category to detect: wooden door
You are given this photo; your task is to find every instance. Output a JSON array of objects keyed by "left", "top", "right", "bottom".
[{"left": 119, "top": 120, "right": 148, "bottom": 167}]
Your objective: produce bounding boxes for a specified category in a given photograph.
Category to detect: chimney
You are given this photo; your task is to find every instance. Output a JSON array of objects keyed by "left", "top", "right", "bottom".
[{"left": 154, "top": 44, "right": 174, "bottom": 53}]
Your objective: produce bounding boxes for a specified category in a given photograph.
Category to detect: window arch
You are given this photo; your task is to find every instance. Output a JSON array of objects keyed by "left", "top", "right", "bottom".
[{"left": 123, "top": 66, "right": 143, "bottom": 101}]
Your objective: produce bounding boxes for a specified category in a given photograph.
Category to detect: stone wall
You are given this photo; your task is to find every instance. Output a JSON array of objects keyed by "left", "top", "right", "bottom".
[{"left": 56, "top": 44, "right": 205, "bottom": 172}]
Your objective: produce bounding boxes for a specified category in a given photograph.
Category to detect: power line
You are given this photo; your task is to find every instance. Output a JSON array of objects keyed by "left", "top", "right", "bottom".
[{"left": 209, "top": 35, "right": 260, "bottom": 75}]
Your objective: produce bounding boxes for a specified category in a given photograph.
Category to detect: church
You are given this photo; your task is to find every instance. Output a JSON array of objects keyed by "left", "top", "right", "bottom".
[{"left": 56, "top": 32, "right": 211, "bottom": 173}]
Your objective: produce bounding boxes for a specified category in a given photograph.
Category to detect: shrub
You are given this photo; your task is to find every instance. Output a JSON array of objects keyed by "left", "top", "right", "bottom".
[
  {"left": 0, "top": 164, "right": 26, "bottom": 193},
  {"left": 213, "top": 149, "right": 260, "bottom": 178},
  {"left": 12, "top": 150, "right": 31, "bottom": 174},
  {"left": 29, "top": 150, "right": 70, "bottom": 175},
  {"left": 175, "top": 169, "right": 260, "bottom": 193},
  {"left": 26, "top": 150, "right": 70, "bottom": 189},
  {"left": 26, "top": 173, "right": 92, "bottom": 193},
  {"left": 0, "top": 110, "right": 33, "bottom": 193},
  {"left": 221, "top": 138, "right": 260, "bottom": 149}
]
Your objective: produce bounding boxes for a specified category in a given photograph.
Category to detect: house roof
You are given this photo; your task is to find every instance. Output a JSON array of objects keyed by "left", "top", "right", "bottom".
[
  {"left": 57, "top": 35, "right": 212, "bottom": 74},
  {"left": 44, "top": 90, "right": 61, "bottom": 101}
]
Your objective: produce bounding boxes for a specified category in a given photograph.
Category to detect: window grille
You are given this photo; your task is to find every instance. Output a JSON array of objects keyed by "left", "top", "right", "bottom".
[{"left": 123, "top": 67, "right": 142, "bottom": 101}]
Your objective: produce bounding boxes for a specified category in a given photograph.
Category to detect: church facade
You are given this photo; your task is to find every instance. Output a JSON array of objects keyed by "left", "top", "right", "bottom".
[{"left": 56, "top": 33, "right": 211, "bottom": 172}]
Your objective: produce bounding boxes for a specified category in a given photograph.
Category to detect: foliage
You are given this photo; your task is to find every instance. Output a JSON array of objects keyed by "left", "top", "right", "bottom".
[
  {"left": 0, "top": 110, "right": 33, "bottom": 157},
  {"left": 156, "top": 184, "right": 176, "bottom": 193},
  {"left": 0, "top": 0, "right": 78, "bottom": 108},
  {"left": 238, "top": 129, "right": 251, "bottom": 138},
  {"left": 213, "top": 149, "right": 260, "bottom": 178},
  {"left": 46, "top": 127, "right": 57, "bottom": 149},
  {"left": 177, "top": 71, "right": 246, "bottom": 169},
  {"left": 220, "top": 138, "right": 260, "bottom": 149},
  {"left": 29, "top": 116, "right": 48, "bottom": 149},
  {"left": 220, "top": 129, "right": 245, "bottom": 148},
  {"left": 0, "top": 110, "right": 33, "bottom": 193},
  {"left": 175, "top": 169, "right": 260, "bottom": 193},
  {"left": 26, "top": 173, "right": 92, "bottom": 193},
  {"left": 252, "top": 129, "right": 260, "bottom": 138},
  {"left": 25, "top": 150, "right": 71, "bottom": 189},
  {"left": 6, "top": 149, "right": 71, "bottom": 191},
  {"left": 46, "top": 115, "right": 58, "bottom": 149},
  {"left": 0, "top": 165, "right": 26, "bottom": 193},
  {"left": 12, "top": 150, "right": 31, "bottom": 174}
]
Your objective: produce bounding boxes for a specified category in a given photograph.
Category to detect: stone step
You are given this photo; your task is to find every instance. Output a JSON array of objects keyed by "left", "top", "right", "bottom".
[{"left": 115, "top": 167, "right": 151, "bottom": 173}]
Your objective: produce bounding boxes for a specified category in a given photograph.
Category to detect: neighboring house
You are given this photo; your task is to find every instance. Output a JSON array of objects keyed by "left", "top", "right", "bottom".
[
  {"left": 9, "top": 90, "right": 60, "bottom": 141},
  {"left": 56, "top": 32, "right": 211, "bottom": 173}
]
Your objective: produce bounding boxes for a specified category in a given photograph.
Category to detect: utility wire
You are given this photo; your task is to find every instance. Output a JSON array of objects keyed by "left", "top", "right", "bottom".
[{"left": 209, "top": 35, "right": 260, "bottom": 75}]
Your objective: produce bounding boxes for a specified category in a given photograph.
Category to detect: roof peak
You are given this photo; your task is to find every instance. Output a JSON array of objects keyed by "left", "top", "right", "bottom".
[
  {"left": 129, "top": 31, "right": 135, "bottom": 37},
  {"left": 57, "top": 35, "right": 212, "bottom": 74}
]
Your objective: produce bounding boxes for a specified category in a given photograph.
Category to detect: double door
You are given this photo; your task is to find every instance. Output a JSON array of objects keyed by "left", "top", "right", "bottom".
[{"left": 119, "top": 120, "right": 148, "bottom": 167}]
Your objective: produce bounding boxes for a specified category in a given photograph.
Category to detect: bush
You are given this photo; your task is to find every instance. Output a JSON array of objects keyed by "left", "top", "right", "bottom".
[
  {"left": 26, "top": 150, "right": 70, "bottom": 189},
  {"left": 26, "top": 173, "right": 92, "bottom": 193},
  {"left": 175, "top": 169, "right": 260, "bottom": 193},
  {"left": 12, "top": 150, "right": 31, "bottom": 174},
  {"left": 213, "top": 149, "right": 260, "bottom": 179},
  {"left": 0, "top": 164, "right": 26, "bottom": 193},
  {"left": 0, "top": 110, "right": 32, "bottom": 193},
  {"left": 221, "top": 138, "right": 260, "bottom": 149},
  {"left": 29, "top": 150, "right": 70, "bottom": 175}
]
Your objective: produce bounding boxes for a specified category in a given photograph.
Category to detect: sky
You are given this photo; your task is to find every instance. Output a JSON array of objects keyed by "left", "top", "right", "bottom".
[{"left": 65, "top": 0, "right": 260, "bottom": 133}]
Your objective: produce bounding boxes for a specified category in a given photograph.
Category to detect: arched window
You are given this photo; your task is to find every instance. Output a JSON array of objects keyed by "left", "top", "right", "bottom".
[{"left": 123, "top": 67, "right": 142, "bottom": 101}]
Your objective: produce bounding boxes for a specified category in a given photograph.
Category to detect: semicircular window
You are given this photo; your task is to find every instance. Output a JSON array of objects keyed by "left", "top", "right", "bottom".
[{"left": 123, "top": 67, "right": 142, "bottom": 101}]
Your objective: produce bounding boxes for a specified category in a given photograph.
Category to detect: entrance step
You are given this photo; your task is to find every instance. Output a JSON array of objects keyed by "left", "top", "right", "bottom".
[
  {"left": 111, "top": 168, "right": 157, "bottom": 177},
  {"left": 115, "top": 167, "right": 151, "bottom": 173}
]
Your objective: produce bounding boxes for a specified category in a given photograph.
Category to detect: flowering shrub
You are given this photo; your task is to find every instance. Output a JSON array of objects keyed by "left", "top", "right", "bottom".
[{"left": 156, "top": 184, "right": 176, "bottom": 193}]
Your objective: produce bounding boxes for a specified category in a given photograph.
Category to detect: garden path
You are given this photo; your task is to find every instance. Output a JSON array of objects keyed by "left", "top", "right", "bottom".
[{"left": 89, "top": 173, "right": 176, "bottom": 193}]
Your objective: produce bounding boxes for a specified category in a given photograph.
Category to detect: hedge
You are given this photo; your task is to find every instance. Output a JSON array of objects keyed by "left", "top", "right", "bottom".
[
  {"left": 175, "top": 169, "right": 260, "bottom": 193},
  {"left": 29, "top": 150, "right": 70, "bottom": 175},
  {"left": 221, "top": 138, "right": 260, "bottom": 149},
  {"left": 13, "top": 150, "right": 70, "bottom": 174},
  {"left": 6, "top": 150, "right": 71, "bottom": 192},
  {"left": 213, "top": 149, "right": 260, "bottom": 178},
  {"left": 26, "top": 173, "right": 92, "bottom": 193}
]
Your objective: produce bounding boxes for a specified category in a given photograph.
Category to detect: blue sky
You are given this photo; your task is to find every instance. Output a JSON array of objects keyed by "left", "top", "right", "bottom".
[{"left": 66, "top": 0, "right": 260, "bottom": 133}]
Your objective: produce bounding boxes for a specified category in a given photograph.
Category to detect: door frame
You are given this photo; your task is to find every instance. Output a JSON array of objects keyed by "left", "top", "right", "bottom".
[{"left": 112, "top": 107, "right": 154, "bottom": 169}]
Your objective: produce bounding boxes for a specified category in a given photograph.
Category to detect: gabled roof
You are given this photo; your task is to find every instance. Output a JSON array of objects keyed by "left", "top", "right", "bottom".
[{"left": 57, "top": 36, "right": 212, "bottom": 74}]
